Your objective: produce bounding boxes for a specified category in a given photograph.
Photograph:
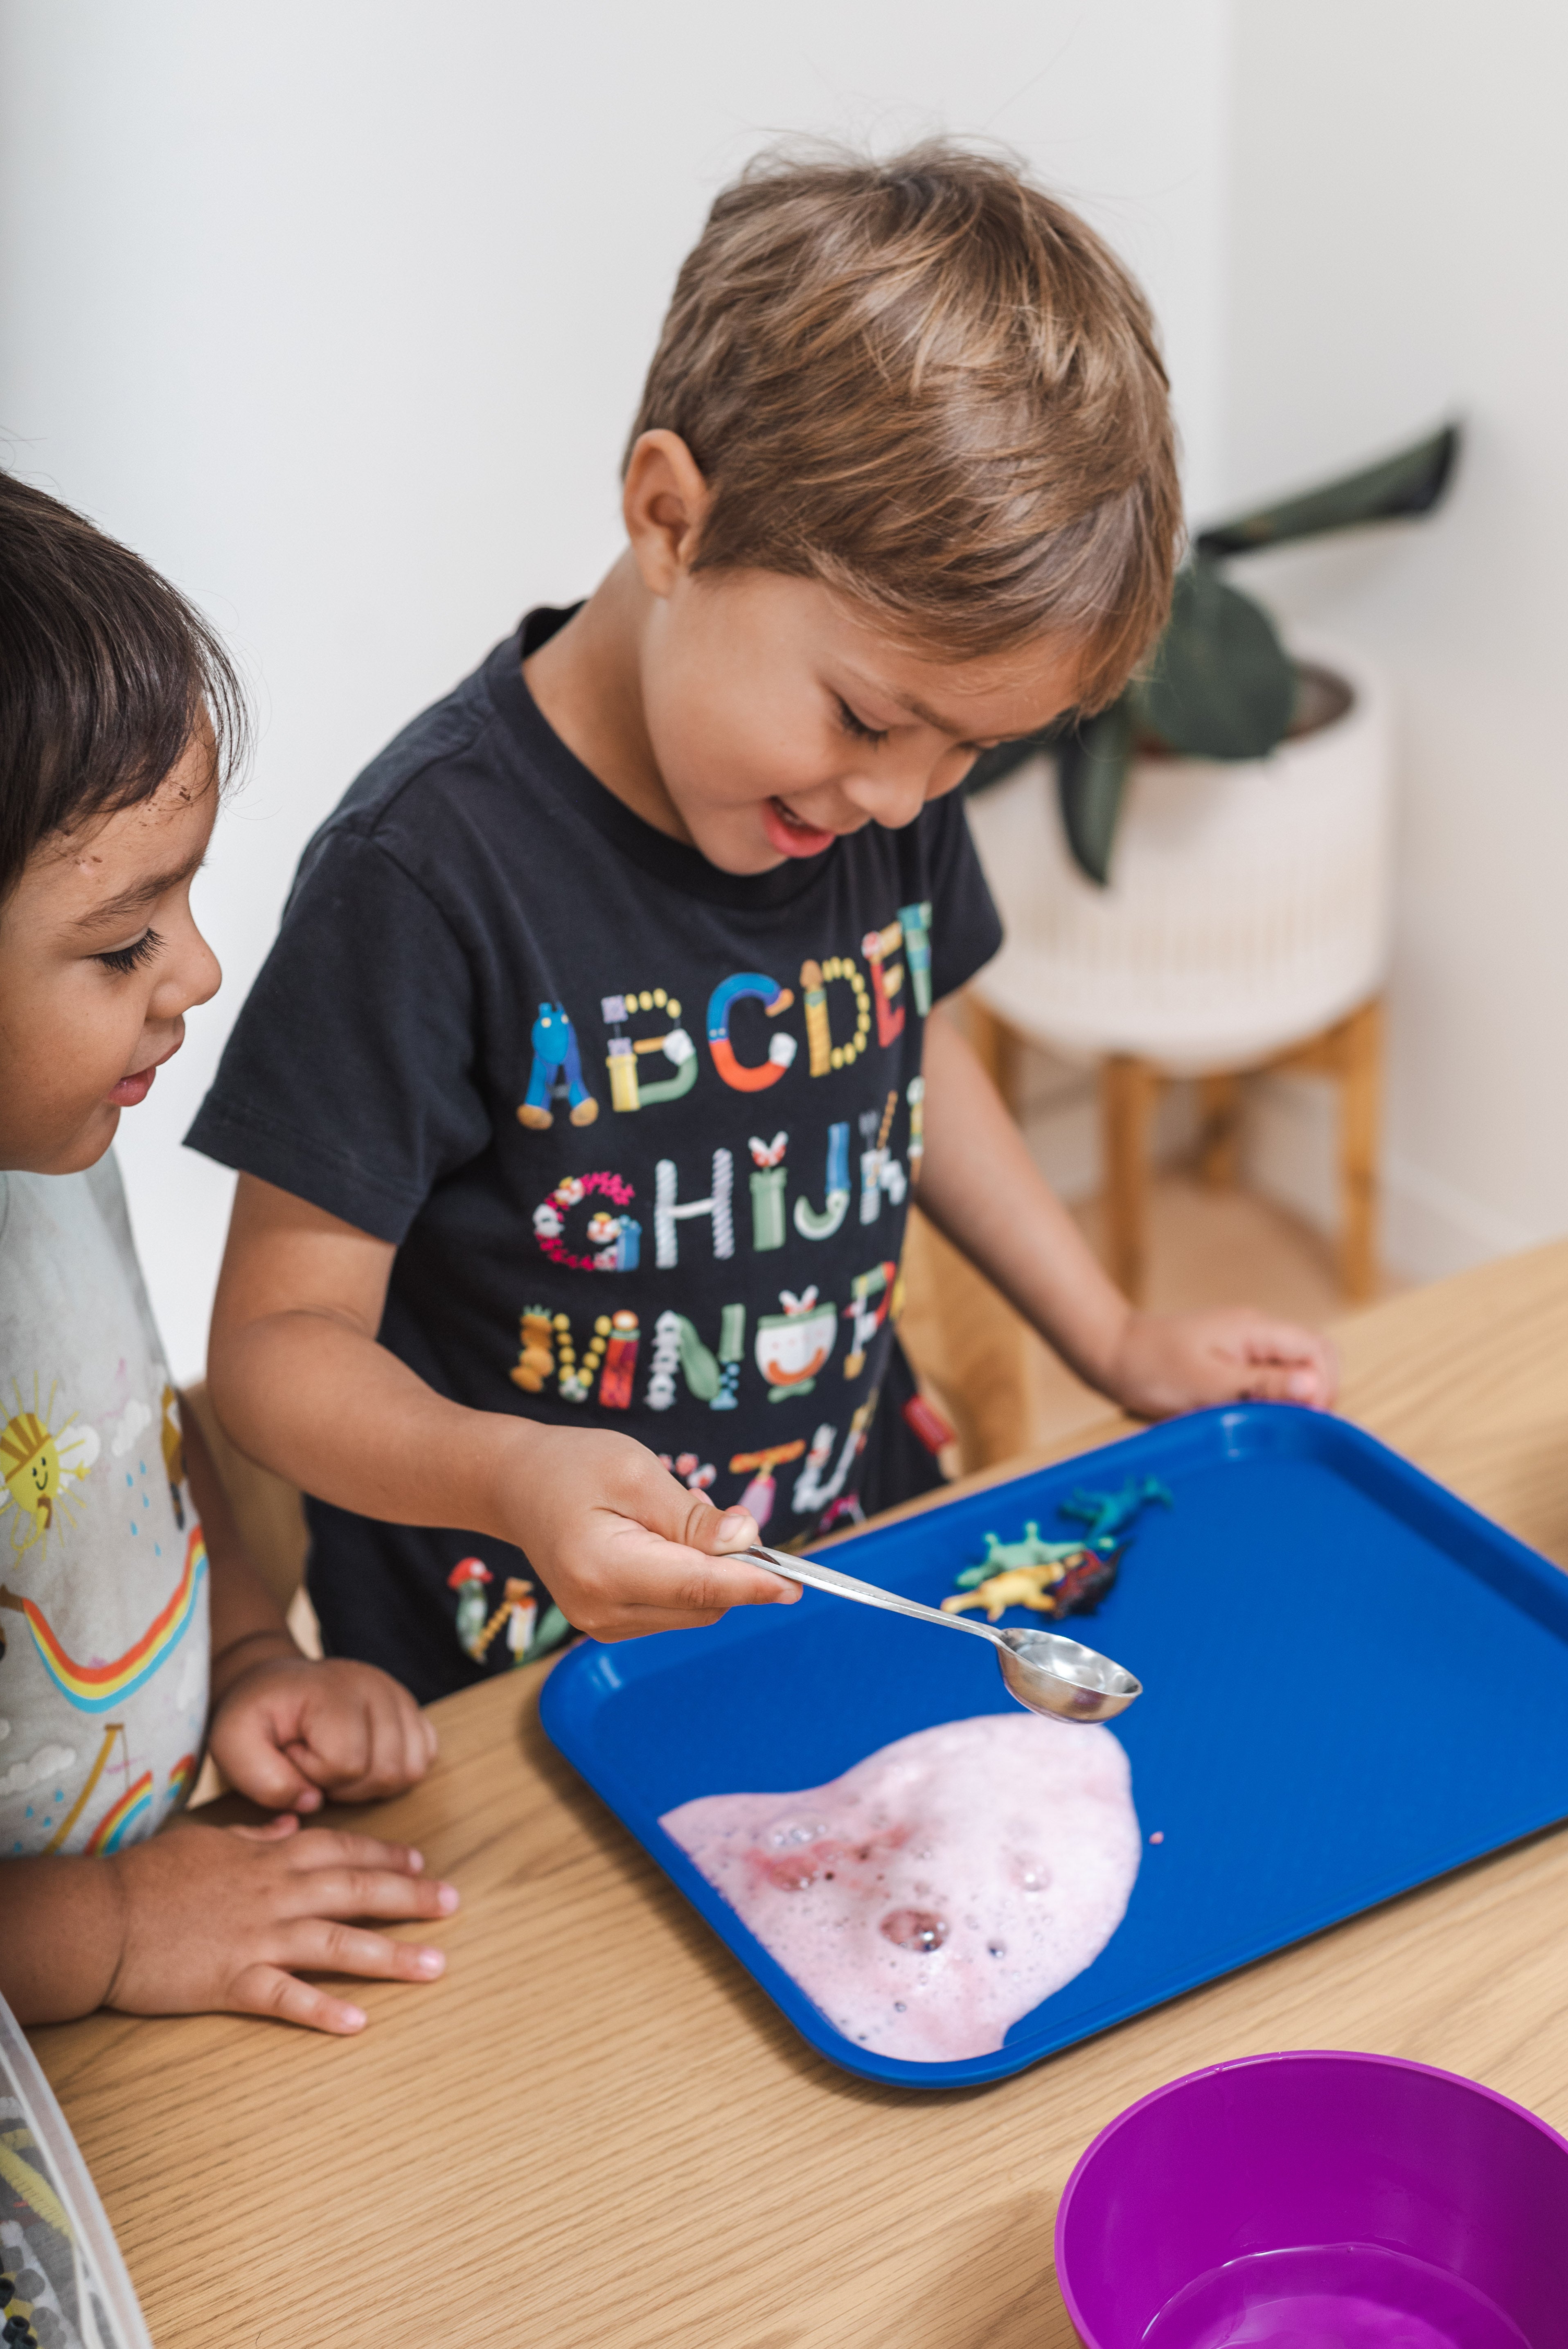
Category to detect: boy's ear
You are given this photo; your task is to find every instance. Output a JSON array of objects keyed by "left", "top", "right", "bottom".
[{"left": 623, "top": 432, "right": 712, "bottom": 597}]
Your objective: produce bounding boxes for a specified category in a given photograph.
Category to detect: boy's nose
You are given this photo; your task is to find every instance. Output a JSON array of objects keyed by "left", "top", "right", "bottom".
[
  {"left": 158, "top": 931, "right": 223, "bottom": 1020},
  {"left": 186, "top": 930, "right": 223, "bottom": 1010},
  {"left": 841, "top": 759, "right": 934, "bottom": 831}
]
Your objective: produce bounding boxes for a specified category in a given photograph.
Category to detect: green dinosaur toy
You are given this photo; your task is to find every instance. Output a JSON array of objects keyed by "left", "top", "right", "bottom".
[{"left": 952, "top": 1524, "right": 1097, "bottom": 1588}]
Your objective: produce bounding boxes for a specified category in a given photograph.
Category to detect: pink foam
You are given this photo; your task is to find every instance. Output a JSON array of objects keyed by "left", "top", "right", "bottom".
[{"left": 660, "top": 1713, "right": 1140, "bottom": 2062}]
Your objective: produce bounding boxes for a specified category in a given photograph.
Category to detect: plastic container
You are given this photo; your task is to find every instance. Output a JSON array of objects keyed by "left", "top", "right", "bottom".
[
  {"left": 0, "top": 1989, "right": 153, "bottom": 2349},
  {"left": 1055, "top": 2050, "right": 1568, "bottom": 2348}
]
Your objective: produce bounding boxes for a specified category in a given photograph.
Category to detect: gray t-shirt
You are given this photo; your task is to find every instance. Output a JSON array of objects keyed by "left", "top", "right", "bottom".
[{"left": 0, "top": 1157, "right": 209, "bottom": 1858}]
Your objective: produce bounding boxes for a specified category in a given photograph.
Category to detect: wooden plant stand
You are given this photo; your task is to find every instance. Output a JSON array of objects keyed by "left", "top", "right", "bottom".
[{"left": 971, "top": 994, "right": 1385, "bottom": 1307}]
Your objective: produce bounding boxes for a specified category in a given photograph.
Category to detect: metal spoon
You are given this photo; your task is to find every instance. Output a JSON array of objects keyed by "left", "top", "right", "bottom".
[{"left": 738, "top": 1542, "right": 1142, "bottom": 1725}]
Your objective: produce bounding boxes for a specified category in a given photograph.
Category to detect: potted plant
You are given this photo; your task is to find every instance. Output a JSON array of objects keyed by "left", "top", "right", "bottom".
[{"left": 968, "top": 423, "right": 1460, "bottom": 884}]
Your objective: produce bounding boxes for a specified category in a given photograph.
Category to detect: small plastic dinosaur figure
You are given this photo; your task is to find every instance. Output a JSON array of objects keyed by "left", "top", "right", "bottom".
[
  {"left": 944, "top": 1480, "right": 1171, "bottom": 1624},
  {"left": 942, "top": 1545, "right": 1124, "bottom": 1622},
  {"left": 952, "top": 1523, "right": 1091, "bottom": 1586},
  {"left": 1058, "top": 1476, "right": 1172, "bottom": 1543},
  {"left": 943, "top": 1523, "right": 1099, "bottom": 1619},
  {"left": 942, "top": 1560, "right": 1077, "bottom": 1620}
]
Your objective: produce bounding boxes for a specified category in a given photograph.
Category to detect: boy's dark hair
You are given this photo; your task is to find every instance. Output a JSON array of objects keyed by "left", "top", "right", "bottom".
[
  {"left": 630, "top": 141, "right": 1181, "bottom": 707},
  {"left": 0, "top": 468, "right": 248, "bottom": 903}
]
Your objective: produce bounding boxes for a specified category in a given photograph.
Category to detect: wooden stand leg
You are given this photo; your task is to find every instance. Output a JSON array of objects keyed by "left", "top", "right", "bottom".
[
  {"left": 1196, "top": 1072, "right": 1241, "bottom": 1189},
  {"left": 966, "top": 991, "right": 1020, "bottom": 1116},
  {"left": 1338, "top": 997, "right": 1383, "bottom": 1302},
  {"left": 1101, "top": 1055, "right": 1157, "bottom": 1303}
]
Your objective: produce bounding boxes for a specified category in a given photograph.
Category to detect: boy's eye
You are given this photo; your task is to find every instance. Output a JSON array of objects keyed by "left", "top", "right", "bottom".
[
  {"left": 94, "top": 928, "right": 163, "bottom": 975},
  {"left": 835, "top": 696, "right": 889, "bottom": 747}
]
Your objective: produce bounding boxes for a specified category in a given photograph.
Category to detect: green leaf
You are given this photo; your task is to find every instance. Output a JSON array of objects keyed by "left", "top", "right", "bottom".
[
  {"left": 1136, "top": 562, "right": 1296, "bottom": 761},
  {"left": 1194, "top": 421, "right": 1460, "bottom": 559},
  {"left": 1056, "top": 697, "right": 1135, "bottom": 886}
]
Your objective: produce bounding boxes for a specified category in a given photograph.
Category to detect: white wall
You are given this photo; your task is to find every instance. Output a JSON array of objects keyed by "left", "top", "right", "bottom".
[
  {"left": 0, "top": 0, "right": 1230, "bottom": 1378},
  {"left": 1219, "top": 1, "right": 1568, "bottom": 1277}
]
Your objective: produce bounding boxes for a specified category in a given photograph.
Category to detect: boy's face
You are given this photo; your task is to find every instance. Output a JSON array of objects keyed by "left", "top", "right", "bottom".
[
  {"left": 0, "top": 733, "right": 222, "bottom": 1174},
  {"left": 555, "top": 432, "right": 1090, "bottom": 876},
  {"left": 637, "top": 567, "right": 1086, "bottom": 876}
]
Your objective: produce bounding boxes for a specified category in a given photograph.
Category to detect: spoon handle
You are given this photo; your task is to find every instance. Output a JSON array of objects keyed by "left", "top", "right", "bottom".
[{"left": 739, "top": 1543, "right": 1002, "bottom": 1647}]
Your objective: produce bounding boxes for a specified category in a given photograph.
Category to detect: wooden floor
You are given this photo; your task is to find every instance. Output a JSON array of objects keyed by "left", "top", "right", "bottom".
[{"left": 900, "top": 1174, "right": 1402, "bottom": 1475}]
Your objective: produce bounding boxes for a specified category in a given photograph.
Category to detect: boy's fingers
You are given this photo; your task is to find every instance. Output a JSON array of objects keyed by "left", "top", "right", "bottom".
[
  {"left": 704, "top": 1504, "right": 762, "bottom": 1554},
  {"left": 1238, "top": 1363, "right": 1321, "bottom": 1404},
  {"left": 371, "top": 1701, "right": 417, "bottom": 1793},
  {"left": 365, "top": 1698, "right": 425, "bottom": 1796},
  {"left": 302, "top": 1710, "right": 387, "bottom": 1799},
  {"left": 280, "top": 1741, "right": 325, "bottom": 1806},
  {"left": 676, "top": 1500, "right": 794, "bottom": 1593},
  {"left": 400, "top": 1706, "right": 437, "bottom": 1792},
  {"left": 1237, "top": 1324, "right": 1338, "bottom": 1406},
  {"left": 280, "top": 1919, "right": 448, "bottom": 1984},
  {"left": 231, "top": 1962, "right": 367, "bottom": 2035},
  {"left": 672, "top": 1486, "right": 760, "bottom": 1553},
  {"left": 215, "top": 1722, "right": 322, "bottom": 1813},
  {"left": 1235, "top": 1317, "right": 1325, "bottom": 1363},
  {"left": 230, "top": 1812, "right": 304, "bottom": 1847},
  {"left": 598, "top": 1533, "right": 800, "bottom": 1621},
  {"left": 590, "top": 1602, "right": 724, "bottom": 1642},
  {"left": 273, "top": 1827, "right": 433, "bottom": 1877},
  {"left": 629, "top": 1462, "right": 760, "bottom": 1555},
  {"left": 283, "top": 1863, "right": 460, "bottom": 1922},
  {"left": 289, "top": 1704, "right": 374, "bottom": 1789}
]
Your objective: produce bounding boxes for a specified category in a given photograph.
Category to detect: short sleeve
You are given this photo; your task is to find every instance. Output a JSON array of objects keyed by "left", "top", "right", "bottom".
[
  {"left": 185, "top": 826, "right": 492, "bottom": 1244},
  {"left": 924, "top": 788, "right": 1004, "bottom": 1002}
]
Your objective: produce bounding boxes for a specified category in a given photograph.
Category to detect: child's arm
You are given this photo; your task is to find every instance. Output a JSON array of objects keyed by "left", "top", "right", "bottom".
[
  {"left": 182, "top": 1403, "right": 437, "bottom": 1810},
  {"left": 917, "top": 1007, "right": 1338, "bottom": 1414},
  {"left": 1, "top": 1815, "right": 456, "bottom": 2031},
  {"left": 206, "top": 1176, "right": 794, "bottom": 1639},
  {"left": 0, "top": 1404, "right": 460, "bottom": 2034}
]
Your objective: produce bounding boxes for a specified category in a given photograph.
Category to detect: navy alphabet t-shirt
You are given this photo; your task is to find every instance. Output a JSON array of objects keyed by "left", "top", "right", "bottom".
[{"left": 189, "top": 613, "right": 1002, "bottom": 1701}]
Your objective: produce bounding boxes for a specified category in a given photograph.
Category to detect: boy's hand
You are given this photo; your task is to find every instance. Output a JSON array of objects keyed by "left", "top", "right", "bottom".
[
  {"left": 1106, "top": 1306, "right": 1338, "bottom": 1419},
  {"left": 106, "top": 1813, "right": 457, "bottom": 2033},
  {"left": 496, "top": 1425, "right": 800, "bottom": 1640},
  {"left": 209, "top": 1651, "right": 438, "bottom": 1813}
]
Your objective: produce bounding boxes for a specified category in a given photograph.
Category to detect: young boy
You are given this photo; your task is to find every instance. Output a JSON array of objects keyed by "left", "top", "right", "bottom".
[
  {"left": 195, "top": 145, "right": 1335, "bottom": 1705},
  {"left": 0, "top": 471, "right": 458, "bottom": 2031}
]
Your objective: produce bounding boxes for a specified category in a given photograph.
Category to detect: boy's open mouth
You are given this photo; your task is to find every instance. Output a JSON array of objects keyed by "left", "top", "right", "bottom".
[
  {"left": 763, "top": 796, "right": 839, "bottom": 858},
  {"left": 109, "top": 1064, "right": 160, "bottom": 1108},
  {"left": 109, "top": 1030, "right": 185, "bottom": 1110}
]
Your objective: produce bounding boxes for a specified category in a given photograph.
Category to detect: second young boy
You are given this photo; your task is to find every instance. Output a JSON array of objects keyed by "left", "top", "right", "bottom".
[{"left": 195, "top": 144, "right": 1335, "bottom": 1702}]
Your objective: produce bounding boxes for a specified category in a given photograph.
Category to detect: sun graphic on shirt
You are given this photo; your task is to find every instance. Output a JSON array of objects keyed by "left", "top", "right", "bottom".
[{"left": 0, "top": 1379, "right": 100, "bottom": 1556}]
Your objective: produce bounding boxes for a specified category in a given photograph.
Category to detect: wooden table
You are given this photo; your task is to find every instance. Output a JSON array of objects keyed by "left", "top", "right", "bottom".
[{"left": 32, "top": 1243, "right": 1568, "bottom": 2348}]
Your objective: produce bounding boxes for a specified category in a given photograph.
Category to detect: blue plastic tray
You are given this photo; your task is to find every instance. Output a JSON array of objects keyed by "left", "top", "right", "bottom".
[{"left": 539, "top": 1405, "right": 1568, "bottom": 2088}]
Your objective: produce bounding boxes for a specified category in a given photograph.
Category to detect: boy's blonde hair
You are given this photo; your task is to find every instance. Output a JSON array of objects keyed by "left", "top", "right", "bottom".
[{"left": 629, "top": 142, "right": 1181, "bottom": 709}]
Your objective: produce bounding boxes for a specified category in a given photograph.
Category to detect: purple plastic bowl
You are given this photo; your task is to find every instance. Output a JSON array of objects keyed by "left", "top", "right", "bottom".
[{"left": 1054, "top": 2051, "right": 1568, "bottom": 2349}]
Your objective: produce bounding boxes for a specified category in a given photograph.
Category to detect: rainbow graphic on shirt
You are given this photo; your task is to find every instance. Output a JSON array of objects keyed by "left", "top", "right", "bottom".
[
  {"left": 85, "top": 1769, "right": 154, "bottom": 1854},
  {"left": 18, "top": 1522, "right": 207, "bottom": 1712},
  {"left": 167, "top": 1752, "right": 198, "bottom": 1808}
]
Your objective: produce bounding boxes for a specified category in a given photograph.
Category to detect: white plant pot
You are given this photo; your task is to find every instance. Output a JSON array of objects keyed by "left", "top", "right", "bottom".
[{"left": 966, "top": 640, "right": 1392, "bottom": 1073}]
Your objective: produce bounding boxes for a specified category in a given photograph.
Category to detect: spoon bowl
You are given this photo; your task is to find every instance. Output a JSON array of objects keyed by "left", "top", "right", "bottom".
[
  {"left": 739, "top": 1543, "right": 1142, "bottom": 1724},
  {"left": 995, "top": 1627, "right": 1142, "bottom": 1723}
]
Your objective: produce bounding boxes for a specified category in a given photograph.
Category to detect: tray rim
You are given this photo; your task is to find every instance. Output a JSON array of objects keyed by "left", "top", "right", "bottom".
[{"left": 538, "top": 1403, "right": 1568, "bottom": 2090}]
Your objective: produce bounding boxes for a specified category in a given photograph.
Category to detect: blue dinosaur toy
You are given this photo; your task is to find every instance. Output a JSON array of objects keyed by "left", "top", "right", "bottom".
[{"left": 1057, "top": 1475, "right": 1172, "bottom": 1544}]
